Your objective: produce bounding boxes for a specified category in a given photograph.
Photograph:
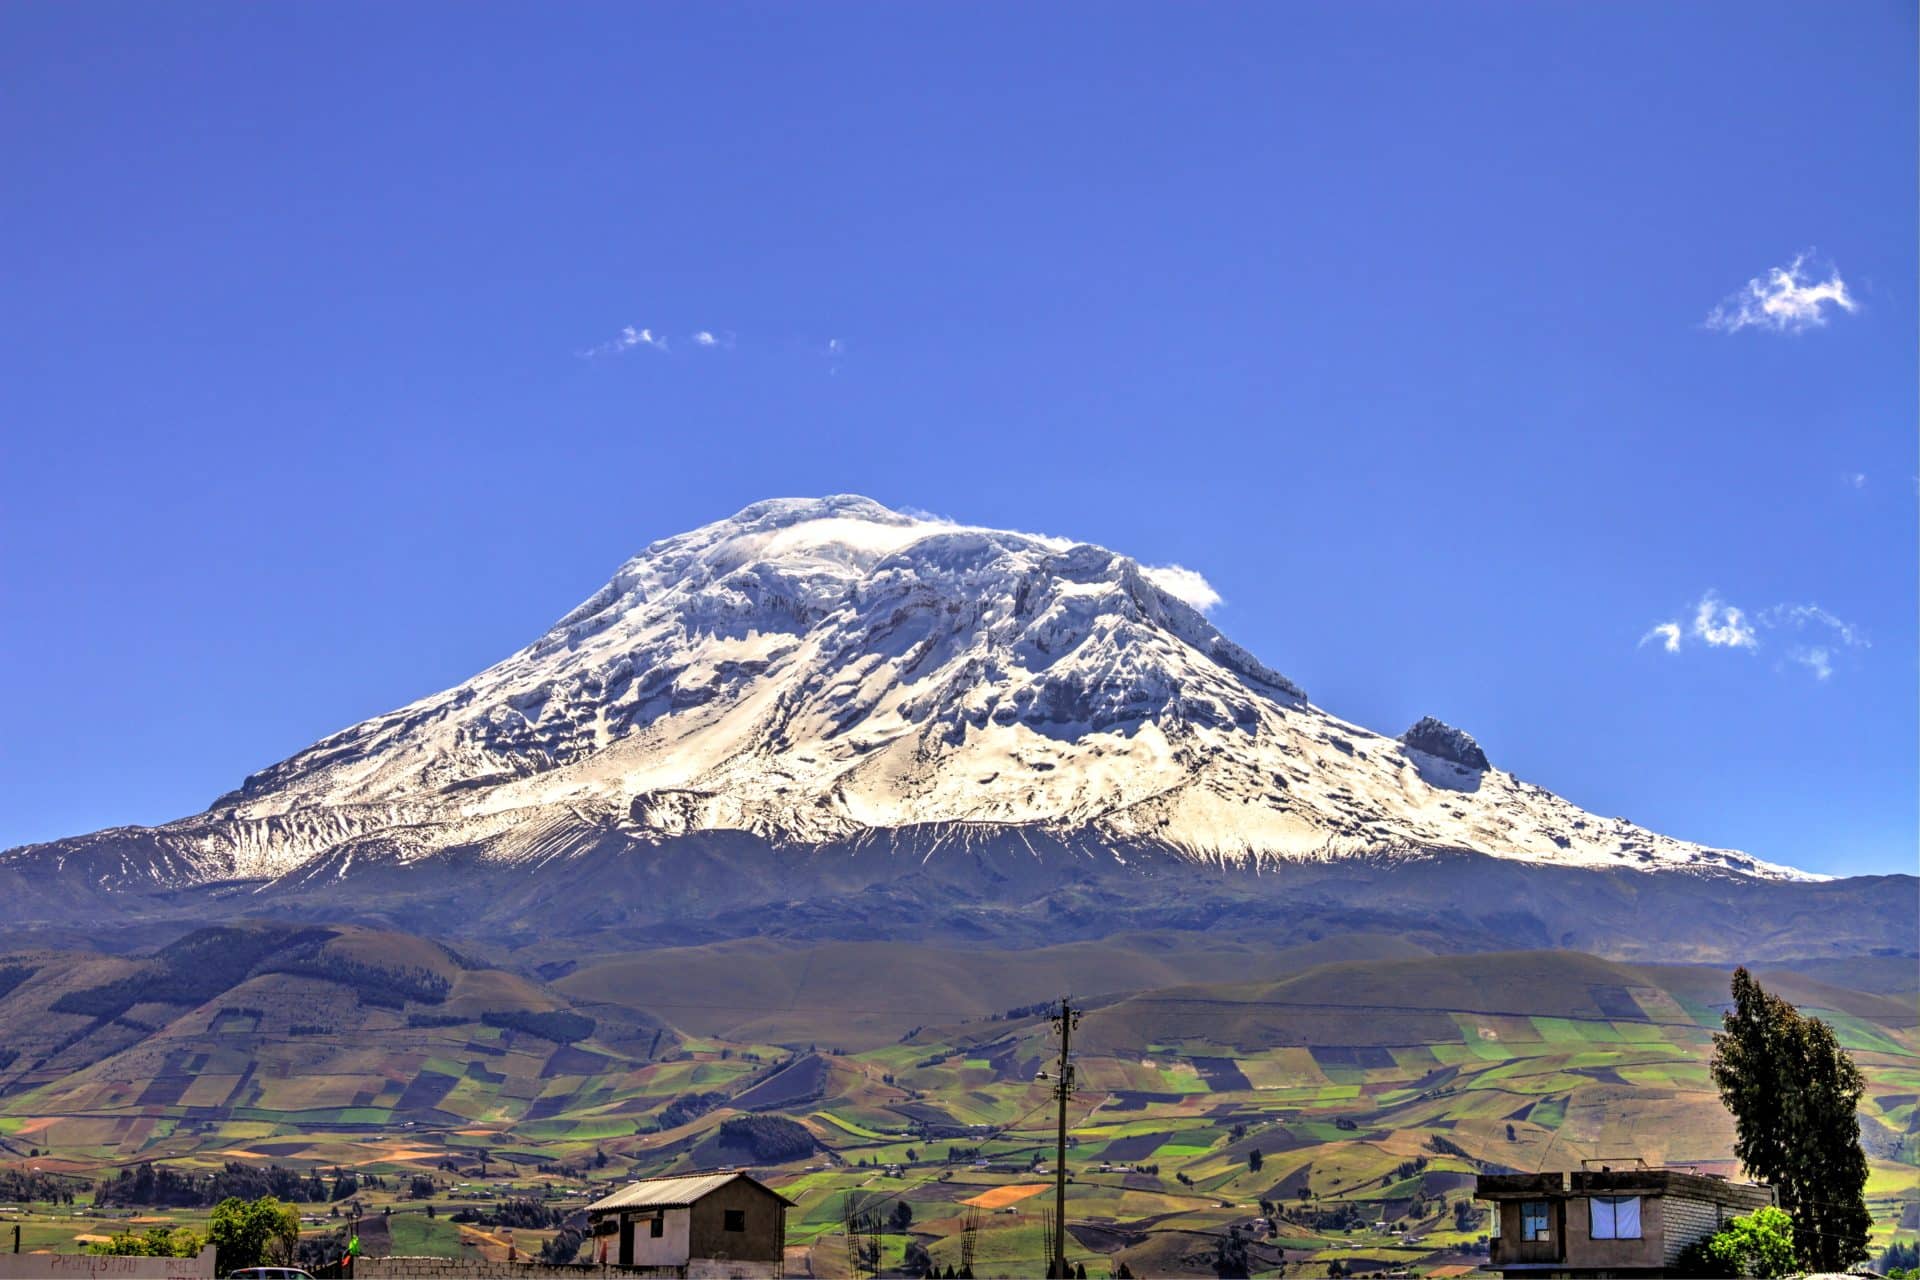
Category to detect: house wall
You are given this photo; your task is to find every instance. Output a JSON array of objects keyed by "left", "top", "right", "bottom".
[
  {"left": 1662, "top": 1194, "right": 1733, "bottom": 1266},
  {"left": 1559, "top": 1193, "right": 1667, "bottom": 1271},
  {"left": 622, "top": 1207, "right": 692, "bottom": 1268},
  {"left": 1488, "top": 1192, "right": 1752, "bottom": 1272},
  {"left": 686, "top": 1180, "right": 785, "bottom": 1265},
  {"left": 1490, "top": 1197, "right": 1565, "bottom": 1267}
]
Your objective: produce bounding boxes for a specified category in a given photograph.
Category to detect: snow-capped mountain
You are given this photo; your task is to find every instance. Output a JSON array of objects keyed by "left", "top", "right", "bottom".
[{"left": 6, "top": 495, "right": 1808, "bottom": 893}]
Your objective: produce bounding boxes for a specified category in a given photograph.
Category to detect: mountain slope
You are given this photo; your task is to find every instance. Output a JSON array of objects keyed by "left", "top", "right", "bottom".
[{"left": 2, "top": 496, "right": 1805, "bottom": 899}]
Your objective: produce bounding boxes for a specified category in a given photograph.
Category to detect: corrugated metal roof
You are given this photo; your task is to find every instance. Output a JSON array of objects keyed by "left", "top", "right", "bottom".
[{"left": 586, "top": 1171, "right": 794, "bottom": 1212}]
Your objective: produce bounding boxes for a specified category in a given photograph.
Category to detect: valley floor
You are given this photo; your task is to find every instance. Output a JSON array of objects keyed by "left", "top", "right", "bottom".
[{"left": 0, "top": 934, "right": 1914, "bottom": 1277}]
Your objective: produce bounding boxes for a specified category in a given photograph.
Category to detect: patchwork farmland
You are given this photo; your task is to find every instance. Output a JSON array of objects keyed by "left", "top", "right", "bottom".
[{"left": 0, "top": 925, "right": 1913, "bottom": 1276}]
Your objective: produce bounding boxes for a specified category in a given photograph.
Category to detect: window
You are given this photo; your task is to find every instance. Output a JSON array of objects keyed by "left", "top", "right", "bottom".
[
  {"left": 649, "top": 1216, "right": 664, "bottom": 1239},
  {"left": 1590, "top": 1196, "right": 1642, "bottom": 1240},
  {"left": 723, "top": 1209, "right": 746, "bottom": 1233},
  {"left": 1489, "top": 1208, "right": 1501, "bottom": 1239},
  {"left": 1522, "top": 1201, "right": 1551, "bottom": 1241}
]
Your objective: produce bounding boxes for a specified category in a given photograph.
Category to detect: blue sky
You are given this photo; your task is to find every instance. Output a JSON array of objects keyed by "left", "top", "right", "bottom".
[{"left": 2, "top": 3, "right": 1913, "bottom": 877}]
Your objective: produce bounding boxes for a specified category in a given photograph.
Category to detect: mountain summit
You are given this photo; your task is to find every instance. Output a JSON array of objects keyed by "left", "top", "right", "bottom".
[{"left": 8, "top": 496, "right": 1805, "bottom": 893}]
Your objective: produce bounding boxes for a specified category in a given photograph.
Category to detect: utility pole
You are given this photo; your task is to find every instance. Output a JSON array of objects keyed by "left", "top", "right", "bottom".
[{"left": 1038, "top": 994, "right": 1080, "bottom": 1279}]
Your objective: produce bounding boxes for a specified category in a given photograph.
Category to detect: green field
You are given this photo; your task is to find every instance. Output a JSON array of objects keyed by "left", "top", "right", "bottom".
[{"left": 0, "top": 929, "right": 1913, "bottom": 1277}]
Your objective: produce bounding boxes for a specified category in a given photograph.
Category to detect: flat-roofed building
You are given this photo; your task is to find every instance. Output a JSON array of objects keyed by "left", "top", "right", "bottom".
[{"left": 1475, "top": 1168, "right": 1773, "bottom": 1278}]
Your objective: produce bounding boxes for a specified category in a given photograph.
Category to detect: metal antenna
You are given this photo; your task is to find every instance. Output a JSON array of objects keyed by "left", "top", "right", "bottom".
[{"left": 1040, "top": 994, "right": 1082, "bottom": 1279}]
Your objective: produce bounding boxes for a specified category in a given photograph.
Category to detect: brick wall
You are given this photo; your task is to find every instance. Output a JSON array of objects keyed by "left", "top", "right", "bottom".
[{"left": 1662, "top": 1195, "right": 1729, "bottom": 1265}]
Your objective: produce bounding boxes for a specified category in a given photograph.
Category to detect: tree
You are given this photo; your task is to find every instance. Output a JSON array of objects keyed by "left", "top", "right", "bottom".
[
  {"left": 1675, "top": 1206, "right": 1796, "bottom": 1278},
  {"left": 539, "top": 1226, "right": 584, "bottom": 1265},
  {"left": 1212, "top": 1227, "right": 1250, "bottom": 1278},
  {"left": 890, "top": 1200, "right": 915, "bottom": 1232},
  {"left": 208, "top": 1195, "right": 300, "bottom": 1274},
  {"left": 1880, "top": 1241, "right": 1920, "bottom": 1276},
  {"left": 87, "top": 1226, "right": 203, "bottom": 1257},
  {"left": 1710, "top": 968, "right": 1871, "bottom": 1272},
  {"left": 903, "top": 1240, "right": 933, "bottom": 1276},
  {"left": 1247, "top": 1149, "right": 1263, "bottom": 1173}
]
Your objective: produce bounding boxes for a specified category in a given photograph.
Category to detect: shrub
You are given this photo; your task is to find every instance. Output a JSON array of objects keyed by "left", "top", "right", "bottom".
[
  {"left": 1675, "top": 1206, "right": 1796, "bottom": 1279},
  {"left": 87, "top": 1227, "right": 204, "bottom": 1257}
]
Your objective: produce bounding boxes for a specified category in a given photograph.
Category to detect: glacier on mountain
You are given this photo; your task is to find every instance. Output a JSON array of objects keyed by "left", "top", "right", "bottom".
[{"left": 7, "top": 496, "right": 1813, "bottom": 887}]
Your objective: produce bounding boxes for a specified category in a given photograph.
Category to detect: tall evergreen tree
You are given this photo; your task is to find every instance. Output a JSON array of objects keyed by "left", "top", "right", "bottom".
[{"left": 1710, "top": 968, "right": 1870, "bottom": 1273}]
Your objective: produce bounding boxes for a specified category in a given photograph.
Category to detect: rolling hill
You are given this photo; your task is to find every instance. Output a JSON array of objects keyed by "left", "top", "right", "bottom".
[{"left": 0, "top": 926, "right": 1913, "bottom": 1275}]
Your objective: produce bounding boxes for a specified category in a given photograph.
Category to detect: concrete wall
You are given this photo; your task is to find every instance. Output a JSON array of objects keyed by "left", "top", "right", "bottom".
[
  {"left": 355, "top": 1260, "right": 779, "bottom": 1280},
  {"left": 357, "top": 1259, "right": 681, "bottom": 1279},
  {"left": 1490, "top": 1198, "right": 1565, "bottom": 1267},
  {"left": 1560, "top": 1194, "right": 1667, "bottom": 1271},
  {"left": 0, "top": 1247, "right": 215, "bottom": 1279},
  {"left": 633, "top": 1207, "right": 690, "bottom": 1268}
]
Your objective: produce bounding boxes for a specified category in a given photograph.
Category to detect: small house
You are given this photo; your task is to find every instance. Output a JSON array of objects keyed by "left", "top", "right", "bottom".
[
  {"left": 1476, "top": 1168, "right": 1773, "bottom": 1278},
  {"left": 586, "top": 1171, "right": 793, "bottom": 1278}
]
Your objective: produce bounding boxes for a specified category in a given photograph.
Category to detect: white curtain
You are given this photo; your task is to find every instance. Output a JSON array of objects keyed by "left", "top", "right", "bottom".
[{"left": 1591, "top": 1196, "right": 1641, "bottom": 1239}]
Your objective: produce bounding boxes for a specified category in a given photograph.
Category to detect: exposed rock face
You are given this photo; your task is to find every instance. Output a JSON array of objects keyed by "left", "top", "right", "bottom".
[{"left": 1400, "top": 717, "right": 1491, "bottom": 773}]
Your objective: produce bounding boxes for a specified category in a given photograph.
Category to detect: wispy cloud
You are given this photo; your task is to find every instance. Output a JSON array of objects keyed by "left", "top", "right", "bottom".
[
  {"left": 1644, "top": 591, "right": 1866, "bottom": 679},
  {"left": 1706, "top": 252, "right": 1857, "bottom": 334},
  {"left": 1792, "top": 647, "right": 1834, "bottom": 681},
  {"left": 1142, "top": 565, "right": 1222, "bottom": 613},
  {"left": 583, "top": 324, "right": 671, "bottom": 357},
  {"left": 582, "top": 326, "right": 834, "bottom": 362},
  {"left": 1762, "top": 603, "right": 1865, "bottom": 652},
  {"left": 1639, "top": 622, "right": 1683, "bottom": 654},
  {"left": 1843, "top": 471, "right": 1867, "bottom": 490}
]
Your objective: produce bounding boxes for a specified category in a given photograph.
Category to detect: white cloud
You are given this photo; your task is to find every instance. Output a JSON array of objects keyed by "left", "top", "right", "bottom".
[
  {"left": 1844, "top": 471, "right": 1867, "bottom": 489},
  {"left": 691, "top": 331, "right": 725, "bottom": 348},
  {"left": 1763, "top": 603, "right": 1865, "bottom": 650},
  {"left": 1691, "top": 591, "right": 1758, "bottom": 649},
  {"left": 1142, "top": 565, "right": 1222, "bottom": 613},
  {"left": 827, "top": 337, "right": 845, "bottom": 354},
  {"left": 1644, "top": 592, "right": 1864, "bottom": 679},
  {"left": 1706, "top": 252, "right": 1857, "bottom": 334},
  {"left": 1640, "top": 622, "right": 1683, "bottom": 653},
  {"left": 1792, "top": 647, "right": 1834, "bottom": 681},
  {"left": 584, "top": 324, "right": 670, "bottom": 357}
]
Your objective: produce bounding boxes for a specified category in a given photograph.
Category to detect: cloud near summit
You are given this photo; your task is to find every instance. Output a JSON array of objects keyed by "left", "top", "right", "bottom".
[{"left": 1142, "top": 564, "right": 1223, "bottom": 612}]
